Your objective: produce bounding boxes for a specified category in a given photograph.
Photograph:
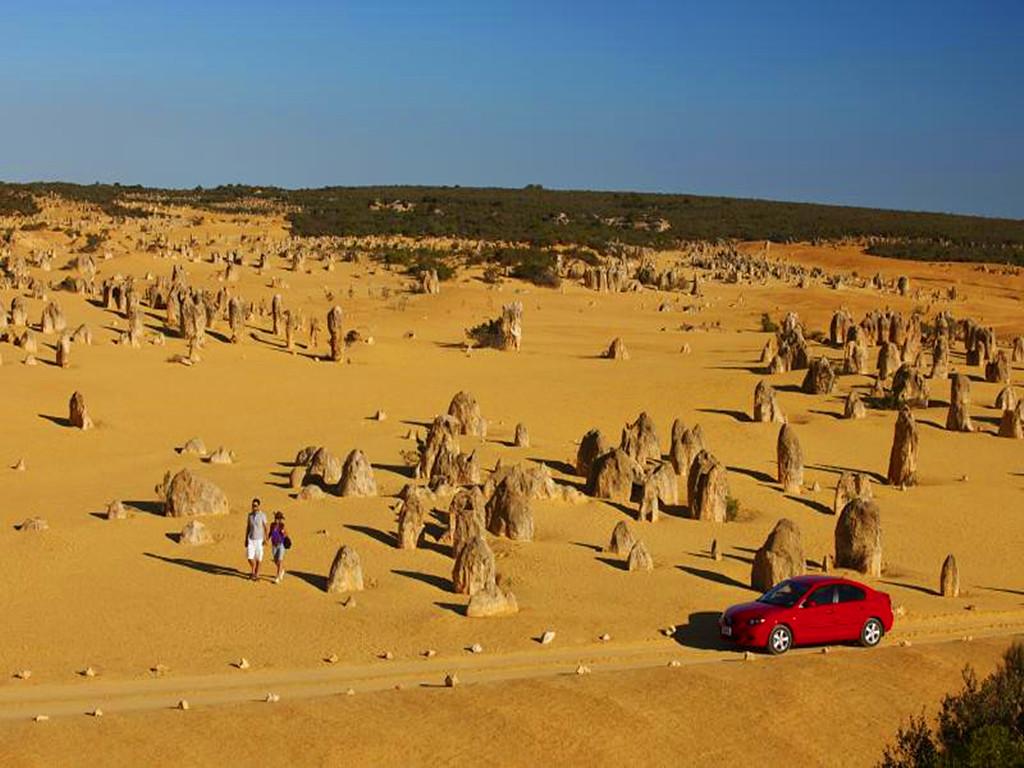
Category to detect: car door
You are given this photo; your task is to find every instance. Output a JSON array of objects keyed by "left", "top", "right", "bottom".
[
  {"left": 797, "top": 585, "right": 837, "bottom": 644},
  {"left": 835, "top": 583, "right": 868, "bottom": 639}
]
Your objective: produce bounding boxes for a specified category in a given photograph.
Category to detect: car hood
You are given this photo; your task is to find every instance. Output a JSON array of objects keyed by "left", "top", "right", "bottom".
[{"left": 723, "top": 601, "right": 783, "bottom": 623}]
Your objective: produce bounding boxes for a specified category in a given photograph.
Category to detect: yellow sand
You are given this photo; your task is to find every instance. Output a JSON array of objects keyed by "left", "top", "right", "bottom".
[{"left": 1, "top": 199, "right": 1022, "bottom": 766}]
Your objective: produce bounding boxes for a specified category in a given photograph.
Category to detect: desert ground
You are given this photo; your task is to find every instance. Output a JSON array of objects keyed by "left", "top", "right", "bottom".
[{"left": 1, "top": 197, "right": 1022, "bottom": 766}]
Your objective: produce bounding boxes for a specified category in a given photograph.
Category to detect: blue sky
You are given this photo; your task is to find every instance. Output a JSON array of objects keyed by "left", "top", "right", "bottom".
[{"left": 1, "top": 1, "right": 1021, "bottom": 217}]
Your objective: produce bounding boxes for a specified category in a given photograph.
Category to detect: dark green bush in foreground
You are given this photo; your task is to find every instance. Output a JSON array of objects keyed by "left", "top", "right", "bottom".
[{"left": 879, "top": 642, "right": 1024, "bottom": 767}]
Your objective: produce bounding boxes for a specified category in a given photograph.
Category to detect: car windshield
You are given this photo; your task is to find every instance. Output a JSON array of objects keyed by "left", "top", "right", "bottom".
[{"left": 757, "top": 580, "right": 811, "bottom": 607}]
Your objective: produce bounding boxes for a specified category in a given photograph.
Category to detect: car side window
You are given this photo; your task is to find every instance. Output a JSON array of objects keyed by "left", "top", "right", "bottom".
[
  {"left": 837, "top": 584, "right": 865, "bottom": 603},
  {"left": 806, "top": 586, "right": 836, "bottom": 606}
]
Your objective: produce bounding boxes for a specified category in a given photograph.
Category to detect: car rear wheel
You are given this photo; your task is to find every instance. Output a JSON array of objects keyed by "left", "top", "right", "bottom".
[
  {"left": 767, "top": 624, "right": 792, "bottom": 655},
  {"left": 860, "top": 618, "right": 884, "bottom": 648}
]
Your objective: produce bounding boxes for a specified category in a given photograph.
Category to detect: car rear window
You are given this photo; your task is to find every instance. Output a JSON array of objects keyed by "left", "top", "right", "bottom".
[{"left": 837, "top": 584, "right": 865, "bottom": 602}]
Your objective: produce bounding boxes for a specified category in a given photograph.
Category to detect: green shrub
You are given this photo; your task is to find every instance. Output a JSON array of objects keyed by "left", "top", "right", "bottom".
[
  {"left": 725, "top": 497, "right": 741, "bottom": 521},
  {"left": 878, "top": 642, "right": 1024, "bottom": 767},
  {"left": 760, "top": 313, "right": 779, "bottom": 333}
]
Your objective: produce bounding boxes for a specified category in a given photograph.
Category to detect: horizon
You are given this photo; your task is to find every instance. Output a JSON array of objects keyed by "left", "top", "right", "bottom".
[
  {"left": 1, "top": 1, "right": 1022, "bottom": 218},
  {"left": 7, "top": 178, "right": 1023, "bottom": 223}
]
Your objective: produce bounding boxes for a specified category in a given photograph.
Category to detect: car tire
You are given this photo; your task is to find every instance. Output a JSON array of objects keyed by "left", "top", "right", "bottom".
[
  {"left": 767, "top": 624, "right": 792, "bottom": 655},
  {"left": 860, "top": 618, "right": 884, "bottom": 648}
]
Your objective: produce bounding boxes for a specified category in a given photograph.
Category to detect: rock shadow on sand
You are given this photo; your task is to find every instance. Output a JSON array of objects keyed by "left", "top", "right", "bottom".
[
  {"left": 144, "top": 552, "right": 245, "bottom": 580},
  {"left": 344, "top": 523, "right": 397, "bottom": 548}
]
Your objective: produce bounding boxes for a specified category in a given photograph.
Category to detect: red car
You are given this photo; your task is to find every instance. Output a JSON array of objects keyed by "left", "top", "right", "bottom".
[{"left": 719, "top": 575, "right": 894, "bottom": 655}]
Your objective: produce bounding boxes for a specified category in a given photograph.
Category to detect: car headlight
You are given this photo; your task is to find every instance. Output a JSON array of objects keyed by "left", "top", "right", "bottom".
[{"left": 747, "top": 617, "right": 766, "bottom": 626}]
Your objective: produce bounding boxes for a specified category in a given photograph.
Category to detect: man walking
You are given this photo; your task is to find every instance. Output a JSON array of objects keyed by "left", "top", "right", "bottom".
[{"left": 245, "top": 498, "right": 269, "bottom": 581}]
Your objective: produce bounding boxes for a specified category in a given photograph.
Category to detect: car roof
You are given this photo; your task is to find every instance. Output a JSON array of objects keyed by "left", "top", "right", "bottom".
[{"left": 790, "top": 575, "right": 866, "bottom": 588}]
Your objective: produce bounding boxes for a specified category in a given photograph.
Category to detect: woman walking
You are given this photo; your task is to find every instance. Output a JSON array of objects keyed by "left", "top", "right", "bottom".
[{"left": 269, "top": 512, "right": 289, "bottom": 584}]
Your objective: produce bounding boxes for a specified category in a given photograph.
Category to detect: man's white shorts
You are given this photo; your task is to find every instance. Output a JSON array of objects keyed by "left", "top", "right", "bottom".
[{"left": 246, "top": 539, "right": 264, "bottom": 561}]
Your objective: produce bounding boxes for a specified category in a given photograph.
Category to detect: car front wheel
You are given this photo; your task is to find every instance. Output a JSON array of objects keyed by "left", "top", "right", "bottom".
[
  {"left": 767, "top": 624, "right": 792, "bottom": 655},
  {"left": 860, "top": 618, "right": 884, "bottom": 648}
]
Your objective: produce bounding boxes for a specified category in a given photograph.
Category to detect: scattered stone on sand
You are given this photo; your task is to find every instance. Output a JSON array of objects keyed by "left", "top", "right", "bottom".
[
  {"left": 750, "top": 518, "right": 806, "bottom": 591},
  {"left": 444, "top": 673, "right": 458, "bottom": 688},
  {"left": 776, "top": 424, "right": 804, "bottom": 494},
  {"left": 887, "top": 406, "right": 919, "bottom": 489},
  {"left": 327, "top": 545, "right": 364, "bottom": 592},
  {"left": 891, "top": 363, "right": 930, "bottom": 409},
  {"left": 447, "top": 391, "right": 488, "bottom": 438},
  {"left": 626, "top": 540, "right": 654, "bottom": 572},
  {"left": 485, "top": 476, "right": 534, "bottom": 541},
  {"left": 753, "top": 380, "right": 786, "bottom": 424},
  {"left": 452, "top": 535, "right": 496, "bottom": 596},
  {"left": 396, "top": 491, "right": 427, "bottom": 549},
  {"left": 540, "top": 630, "right": 556, "bottom": 645},
  {"left": 620, "top": 411, "right": 661, "bottom": 466},
  {"left": 603, "top": 337, "right": 630, "bottom": 360},
  {"left": 180, "top": 437, "right": 207, "bottom": 456},
  {"left": 327, "top": 306, "right": 344, "bottom": 361},
  {"left": 998, "top": 403, "right": 1024, "bottom": 439},
  {"left": 467, "top": 585, "right": 519, "bottom": 617},
  {"left": 833, "top": 471, "right": 873, "bottom": 516},
  {"left": 298, "top": 484, "right": 325, "bottom": 501},
  {"left": 995, "top": 386, "right": 1018, "bottom": 412},
  {"left": 466, "top": 301, "right": 523, "bottom": 351},
  {"left": 207, "top": 446, "right": 235, "bottom": 465},
  {"left": 162, "top": 469, "right": 229, "bottom": 517},
  {"left": 638, "top": 476, "right": 660, "bottom": 522},
  {"left": 19, "top": 517, "right": 48, "bottom": 532},
  {"left": 105, "top": 500, "right": 129, "bottom": 520},
  {"left": 835, "top": 498, "right": 883, "bottom": 576},
  {"left": 687, "top": 450, "right": 729, "bottom": 522},
  {"left": 12, "top": 458, "right": 26, "bottom": 471},
  {"left": 305, "top": 447, "right": 343, "bottom": 487},
  {"left": 338, "top": 449, "right": 377, "bottom": 497},
  {"left": 179, "top": 520, "right": 212, "bottom": 545},
  {"left": 843, "top": 391, "right": 866, "bottom": 420},
  {"left": 448, "top": 486, "right": 487, "bottom": 558},
  {"left": 68, "top": 391, "right": 93, "bottom": 430},
  {"left": 576, "top": 428, "right": 610, "bottom": 478},
  {"left": 710, "top": 538, "right": 722, "bottom": 561},
  {"left": 513, "top": 422, "right": 530, "bottom": 448},
  {"left": 587, "top": 448, "right": 640, "bottom": 502},
  {"left": 608, "top": 521, "right": 637, "bottom": 556},
  {"left": 56, "top": 333, "right": 71, "bottom": 368},
  {"left": 985, "top": 350, "right": 1011, "bottom": 384},
  {"left": 945, "top": 373, "right": 974, "bottom": 432},
  {"left": 940, "top": 554, "right": 960, "bottom": 598},
  {"left": 801, "top": 356, "right": 836, "bottom": 395}
]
